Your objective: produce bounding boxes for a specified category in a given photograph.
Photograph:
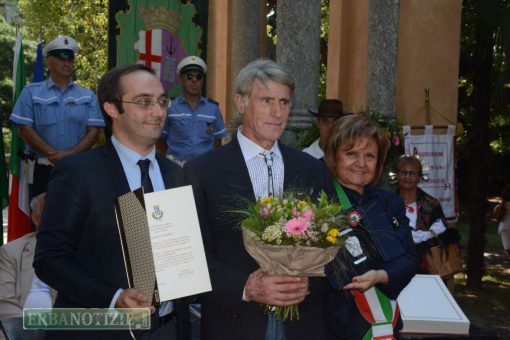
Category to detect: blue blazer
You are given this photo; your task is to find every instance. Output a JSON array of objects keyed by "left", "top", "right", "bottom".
[
  {"left": 182, "top": 137, "right": 337, "bottom": 340},
  {"left": 325, "top": 185, "right": 419, "bottom": 339},
  {"left": 34, "top": 140, "right": 190, "bottom": 340}
]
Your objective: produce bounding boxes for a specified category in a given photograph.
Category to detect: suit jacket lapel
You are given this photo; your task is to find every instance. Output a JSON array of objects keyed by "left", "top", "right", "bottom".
[
  {"left": 20, "top": 234, "right": 37, "bottom": 305},
  {"left": 220, "top": 138, "right": 256, "bottom": 202},
  {"left": 156, "top": 154, "right": 179, "bottom": 189},
  {"left": 281, "top": 143, "right": 301, "bottom": 190},
  {"left": 102, "top": 140, "right": 131, "bottom": 197}
]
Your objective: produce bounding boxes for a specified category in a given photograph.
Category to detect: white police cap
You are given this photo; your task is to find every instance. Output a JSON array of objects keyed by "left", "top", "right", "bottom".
[
  {"left": 177, "top": 56, "right": 207, "bottom": 75},
  {"left": 43, "top": 36, "right": 79, "bottom": 57}
]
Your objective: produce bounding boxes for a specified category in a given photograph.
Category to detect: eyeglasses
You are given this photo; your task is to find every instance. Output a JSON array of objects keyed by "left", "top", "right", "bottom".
[
  {"left": 113, "top": 97, "right": 171, "bottom": 110},
  {"left": 398, "top": 170, "right": 420, "bottom": 177},
  {"left": 184, "top": 73, "right": 203, "bottom": 81}
]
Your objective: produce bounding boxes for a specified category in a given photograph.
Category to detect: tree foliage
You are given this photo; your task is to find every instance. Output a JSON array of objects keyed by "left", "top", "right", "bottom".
[
  {"left": 0, "top": 15, "right": 37, "bottom": 127},
  {"left": 17, "top": 0, "right": 108, "bottom": 90},
  {"left": 457, "top": 0, "right": 510, "bottom": 288}
]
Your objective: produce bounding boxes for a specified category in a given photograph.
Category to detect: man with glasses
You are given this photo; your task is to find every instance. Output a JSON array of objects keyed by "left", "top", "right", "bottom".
[
  {"left": 158, "top": 56, "right": 228, "bottom": 165},
  {"left": 34, "top": 64, "right": 190, "bottom": 339},
  {"left": 10, "top": 36, "right": 104, "bottom": 198}
]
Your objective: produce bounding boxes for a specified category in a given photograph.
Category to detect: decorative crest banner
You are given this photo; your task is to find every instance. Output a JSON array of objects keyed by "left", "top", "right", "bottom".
[
  {"left": 116, "top": 0, "right": 203, "bottom": 97},
  {"left": 403, "top": 125, "right": 458, "bottom": 219}
]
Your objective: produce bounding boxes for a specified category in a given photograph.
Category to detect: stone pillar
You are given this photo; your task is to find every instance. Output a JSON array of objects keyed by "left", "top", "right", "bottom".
[
  {"left": 228, "top": 0, "right": 263, "bottom": 123},
  {"left": 367, "top": 0, "right": 400, "bottom": 118},
  {"left": 276, "top": 0, "right": 322, "bottom": 146}
]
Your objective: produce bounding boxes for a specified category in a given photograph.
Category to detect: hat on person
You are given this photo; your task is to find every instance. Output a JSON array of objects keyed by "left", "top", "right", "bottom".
[
  {"left": 43, "top": 36, "right": 78, "bottom": 61},
  {"left": 308, "top": 99, "right": 345, "bottom": 118},
  {"left": 177, "top": 56, "right": 207, "bottom": 75}
]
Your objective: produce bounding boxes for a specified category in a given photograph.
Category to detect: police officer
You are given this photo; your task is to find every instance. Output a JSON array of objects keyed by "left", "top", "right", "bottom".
[
  {"left": 10, "top": 35, "right": 105, "bottom": 197},
  {"left": 158, "top": 56, "right": 228, "bottom": 165}
]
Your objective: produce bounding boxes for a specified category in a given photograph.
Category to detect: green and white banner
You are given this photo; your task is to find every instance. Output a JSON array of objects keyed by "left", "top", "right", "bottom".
[{"left": 116, "top": 0, "right": 203, "bottom": 98}]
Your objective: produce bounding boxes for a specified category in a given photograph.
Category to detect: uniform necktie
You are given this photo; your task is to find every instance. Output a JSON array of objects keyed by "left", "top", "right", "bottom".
[{"left": 137, "top": 159, "right": 154, "bottom": 193}]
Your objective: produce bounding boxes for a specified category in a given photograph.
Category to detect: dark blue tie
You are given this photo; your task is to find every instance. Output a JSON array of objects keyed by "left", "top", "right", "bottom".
[{"left": 137, "top": 159, "right": 154, "bottom": 193}]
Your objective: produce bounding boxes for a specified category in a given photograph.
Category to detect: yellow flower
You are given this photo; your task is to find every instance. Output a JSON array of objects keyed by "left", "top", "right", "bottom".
[
  {"left": 326, "top": 235, "right": 337, "bottom": 244},
  {"left": 327, "top": 229, "right": 340, "bottom": 238},
  {"left": 297, "top": 200, "right": 308, "bottom": 208},
  {"left": 261, "top": 197, "right": 271, "bottom": 205}
]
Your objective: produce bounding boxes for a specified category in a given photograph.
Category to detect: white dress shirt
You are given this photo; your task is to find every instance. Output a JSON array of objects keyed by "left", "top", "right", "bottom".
[
  {"left": 237, "top": 127, "right": 284, "bottom": 199},
  {"left": 302, "top": 138, "right": 324, "bottom": 159}
]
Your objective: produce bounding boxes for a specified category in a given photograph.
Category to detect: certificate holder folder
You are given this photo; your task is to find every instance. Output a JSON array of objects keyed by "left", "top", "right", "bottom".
[{"left": 115, "top": 188, "right": 159, "bottom": 306}]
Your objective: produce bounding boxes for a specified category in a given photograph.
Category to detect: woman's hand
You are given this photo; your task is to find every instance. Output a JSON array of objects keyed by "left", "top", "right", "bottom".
[{"left": 343, "top": 269, "right": 388, "bottom": 292}]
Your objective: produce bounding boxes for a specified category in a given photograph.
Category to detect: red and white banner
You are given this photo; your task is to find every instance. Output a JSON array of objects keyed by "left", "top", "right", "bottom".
[
  {"left": 403, "top": 125, "right": 458, "bottom": 219},
  {"left": 133, "top": 29, "right": 187, "bottom": 92}
]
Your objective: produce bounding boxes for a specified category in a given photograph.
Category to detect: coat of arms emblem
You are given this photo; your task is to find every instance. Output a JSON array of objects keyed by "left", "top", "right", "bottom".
[
  {"left": 152, "top": 205, "right": 164, "bottom": 220},
  {"left": 134, "top": 7, "right": 187, "bottom": 91}
]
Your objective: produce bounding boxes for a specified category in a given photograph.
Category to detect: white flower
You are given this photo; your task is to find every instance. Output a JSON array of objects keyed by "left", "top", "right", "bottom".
[
  {"left": 261, "top": 224, "right": 283, "bottom": 243},
  {"left": 321, "top": 223, "right": 329, "bottom": 233}
]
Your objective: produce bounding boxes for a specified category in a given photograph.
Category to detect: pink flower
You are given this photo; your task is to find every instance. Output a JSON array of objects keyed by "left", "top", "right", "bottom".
[
  {"left": 261, "top": 207, "right": 269, "bottom": 216},
  {"left": 392, "top": 135, "right": 400, "bottom": 146},
  {"left": 301, "top": 210, "right": 314, "bottom": 221},
  {"left": 285, "top": 218, "right": 308, "bottom": 235}
]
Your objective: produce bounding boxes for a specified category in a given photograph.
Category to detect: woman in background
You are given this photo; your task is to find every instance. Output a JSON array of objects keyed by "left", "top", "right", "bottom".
[
  {"left": 394, "top": 156, "right": 447, "bottom": 257},
  {"left": 495, "top": 184, "right": 510, "bottom": 260}
]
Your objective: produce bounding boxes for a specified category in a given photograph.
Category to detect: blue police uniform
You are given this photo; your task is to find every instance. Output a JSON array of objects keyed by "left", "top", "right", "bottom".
[
  {"left": 10, "top": 77, "right": 105, "bottom": 157},
  {"left": 161, "top": 95, "right": 228, "bottom": 161}
]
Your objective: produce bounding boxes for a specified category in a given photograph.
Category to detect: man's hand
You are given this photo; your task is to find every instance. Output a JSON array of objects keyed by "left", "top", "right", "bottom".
[
  {"left": 244, "top": 268, "right": 309, "bottom": 306},
  {"left": 47, "top": 150, "right": 71, "bottom": 164},
  {"left": 115, "top": 288, "right": 155, "bottom": 313},
  {"left": 343, "top": 269, "right": 388, "bottom": 292}
]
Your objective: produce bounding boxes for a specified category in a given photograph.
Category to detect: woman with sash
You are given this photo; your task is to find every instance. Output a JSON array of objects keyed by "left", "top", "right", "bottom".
[{"left": 323, "top": 115, "right": 419, "bottom": 339}]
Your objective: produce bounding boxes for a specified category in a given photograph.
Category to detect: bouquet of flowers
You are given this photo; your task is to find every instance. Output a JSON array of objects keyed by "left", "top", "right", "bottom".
[{"left": 239, "top": 191, "right": 351, "bottom": 320}]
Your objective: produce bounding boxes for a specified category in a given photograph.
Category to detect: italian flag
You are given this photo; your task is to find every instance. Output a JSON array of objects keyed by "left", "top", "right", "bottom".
[{"left": 7, "top": 29, "right": 31, "bottom": 241}]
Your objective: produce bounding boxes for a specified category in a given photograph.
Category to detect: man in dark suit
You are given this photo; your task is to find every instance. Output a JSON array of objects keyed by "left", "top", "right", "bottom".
[
  {"left": 182, "top": 59, "right": 336, "bottom": 340},
  {"left": 34, "top": 64, "right": 190, "bottom": 339}
]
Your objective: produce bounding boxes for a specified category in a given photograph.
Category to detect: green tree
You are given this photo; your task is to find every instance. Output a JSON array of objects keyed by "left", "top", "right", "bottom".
[
  {"left": 17, "top": 0, "right": 108, "bottom": 90},
  {"left": 0, "top": 15, "right": 37, "bottom": 127},
  {"left": 457, "top": 0, "right": 510, "bottom": 288}
]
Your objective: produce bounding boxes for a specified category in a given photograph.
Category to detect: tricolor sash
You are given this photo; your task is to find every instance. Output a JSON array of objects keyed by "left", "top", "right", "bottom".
[{"left": 334, "top": 180, "right": 400, "bottom": 340}]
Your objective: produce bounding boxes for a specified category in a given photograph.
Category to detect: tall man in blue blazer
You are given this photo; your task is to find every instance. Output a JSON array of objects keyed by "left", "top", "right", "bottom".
[
  {"left": 182, "top": 59, "right": 336, "bottom": 340},
  {"left": 34, "top": 64, "right": 190, "bottom": 339}
]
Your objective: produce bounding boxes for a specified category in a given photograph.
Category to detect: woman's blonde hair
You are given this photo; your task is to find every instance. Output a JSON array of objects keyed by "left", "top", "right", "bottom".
[{"left": 324, "top": 114, "right": 390, "bottom": 185}]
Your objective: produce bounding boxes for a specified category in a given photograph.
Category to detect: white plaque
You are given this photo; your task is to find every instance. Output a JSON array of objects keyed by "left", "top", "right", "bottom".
[{"left": 398, "top": 274, "right": 470, "bottom": 335}]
